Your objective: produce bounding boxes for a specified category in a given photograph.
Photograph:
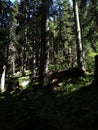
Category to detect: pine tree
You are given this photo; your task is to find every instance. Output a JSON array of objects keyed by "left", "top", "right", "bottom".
[
  {"left": 39, "top": 0, "right": 50, "bottom": 87},
  {"left": 49, "top": 0, "right": 75, "bottom": 70},
  {"left": 0, "top": 0, "right": 12, "bottom": 73},
  {"left": 73, "top": 0, "right": 85, "bottom": 70},
  {"left": 9, "top": 0, "right": 19, "bottom": 75}
]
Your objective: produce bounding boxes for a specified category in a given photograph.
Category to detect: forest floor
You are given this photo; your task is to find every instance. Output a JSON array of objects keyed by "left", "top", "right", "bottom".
[{"left": 0, "top": 73, "right": 98, "bottom": 130}]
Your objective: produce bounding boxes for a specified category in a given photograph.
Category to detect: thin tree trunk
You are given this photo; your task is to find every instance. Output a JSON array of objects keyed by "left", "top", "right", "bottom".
[
  {"left": 32, "top": 47, "right": 36, "bottom": 78},
  {"left": 68, "top": 42, "right": 73, "bottom": 67},
  {"left": 73, "top": 0, "right": 85, "bottom": 70},
  {"left": 22, "top": 40, "right": 26, "bottom": 75},
  {"left": 22, "top": 2, "right": 28, "bottom": 75},
  {"left": 6, "top": 25, "right": 10, "bottom": 75},
  {"left": 12, "top": 60, "right": 15, "bottom": 75},
  {"left": 0, "top": 65, "right": 6, "bottom": 92}
]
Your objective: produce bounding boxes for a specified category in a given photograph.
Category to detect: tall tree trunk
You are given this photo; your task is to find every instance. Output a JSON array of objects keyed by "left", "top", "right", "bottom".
[
  {"left": 32, "top": 12, "right": 37, "bottom": 80},
  {"left": 6, "top": 24, "right": 10, "bottom": 75},
  {"left": 73, "top": 0, "right": 85, "bottom": 70},
  {"left": 22, "top": 1, "right": 28, "bottom": 75},
  {"left": 22, "top": 37, "right": 27, "bottom": 75},
  {"left": 39, "top": 1, "right": 50, "bottom": 87},
  {"left": 32, "top": 39, "right": 37, "bottom": 80}
]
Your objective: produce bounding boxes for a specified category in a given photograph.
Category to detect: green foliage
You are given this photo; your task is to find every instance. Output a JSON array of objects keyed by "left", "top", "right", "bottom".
[
  {"left": 49, "top": 0, "right": 75, "bottom": 71},
  {"left": 85, "top": 52, "right": 98, "bottom": 72},
  {"left": 88, "top": 52, "right": 98, "bottom": 58},
  {"left": 60, "top": 73, "right": 93, "bottom": 93},
  {"left": 0, "top": 0, "right": 97, "bottom": 77},
  {"left": 0, "top": 1, "right": 98, "bottom": 129}
]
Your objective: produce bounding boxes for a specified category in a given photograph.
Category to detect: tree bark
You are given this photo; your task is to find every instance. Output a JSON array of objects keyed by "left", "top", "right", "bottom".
[
  {"left": 12, "top": 60, "right": 15, "bottom": 75},
  {"left": 22, "top": 1, "right": 28, "bottom": 76},
  {"left": 68, "top": 42, "right": 73, "bottom": 67},
  {"left": 39, "top": 1, "right": 50, "bottom": 87},
  {"left": 0, "top": 65, "right": 6, "bottom": 92},
  {"left": 73, "top": 0, "right": 85, "bottom": 70}
]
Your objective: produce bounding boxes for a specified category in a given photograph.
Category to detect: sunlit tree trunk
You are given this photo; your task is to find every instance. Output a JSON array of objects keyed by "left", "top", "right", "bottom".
[
  {"left": 68, "top": 42, "right": 73, "bottom": 67},
  {"left": 39, "top": 1, "right": 50, "bottom": 87},
  {"left": 22, "top": 36, "right": 27, "bottom": 75},
  {"left": 73, "top": 0, "right": 85, "bottom": 70},
  {"left": 12, "top": 59, "right": 15, "bottom": 75},
  {"left": 0, "top": 65, "right": 6, "bottom": 92},
  {"left": 32, "top": 39, "right": 37, "bottom": 79}
]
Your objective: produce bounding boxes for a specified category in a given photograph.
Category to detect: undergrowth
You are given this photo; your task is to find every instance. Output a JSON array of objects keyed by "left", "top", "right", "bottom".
[{"left": 0, "top": 72, "right": 98, "bottom": 130}]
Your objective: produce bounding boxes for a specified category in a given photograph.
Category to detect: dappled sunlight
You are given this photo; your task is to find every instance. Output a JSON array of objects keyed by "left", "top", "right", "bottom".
[
  {"left": 0, "top": 0, "right": 98, "bottom": 129},
  {"left": 20, "top": 80, "right": 30, "bottom": 87},
  {"left": 0, "top": 71, "right": 97, "bottom": 130}
]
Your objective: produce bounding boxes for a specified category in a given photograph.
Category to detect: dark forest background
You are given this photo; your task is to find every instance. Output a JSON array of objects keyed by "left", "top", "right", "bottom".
[{"left": 0, "top": 0, "right": 98, "bottom": 130}]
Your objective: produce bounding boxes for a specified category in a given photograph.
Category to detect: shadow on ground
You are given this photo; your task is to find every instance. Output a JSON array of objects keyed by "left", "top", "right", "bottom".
[{"left": 0, "top": 83, "right": 98, "bottom": 130}]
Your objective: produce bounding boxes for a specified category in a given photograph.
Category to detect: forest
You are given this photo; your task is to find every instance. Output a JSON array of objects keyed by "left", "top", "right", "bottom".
[{"left": 0, "top": 0, "right": 98, "bottom": 129}]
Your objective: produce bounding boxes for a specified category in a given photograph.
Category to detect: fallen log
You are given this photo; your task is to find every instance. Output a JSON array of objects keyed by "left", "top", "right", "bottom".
[{"left": 48, "top": 67, "right": 85, "bottom": 85}]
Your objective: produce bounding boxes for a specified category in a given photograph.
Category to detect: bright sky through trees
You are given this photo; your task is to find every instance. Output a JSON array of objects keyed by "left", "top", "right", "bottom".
[
  {"left": 11, "top": 0, "right": 20, "bottom": 2},
  {"left": 10, "top": 0, "right": 72, "bottom": 5}
]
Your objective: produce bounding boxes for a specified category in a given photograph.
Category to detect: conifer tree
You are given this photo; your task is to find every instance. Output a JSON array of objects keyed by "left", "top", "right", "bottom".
[
  {"left": 39, "top": 0, "right": 50, "bottom": 87},
  {"left": 73, "top": 0, "right": 85, "bottom": 70},
  {"left": 9, "top": 0, "right": 19, "bottom": 75}
]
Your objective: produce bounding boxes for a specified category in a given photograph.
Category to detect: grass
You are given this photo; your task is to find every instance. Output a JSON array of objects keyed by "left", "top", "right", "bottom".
[{"left": 0, "top": 72, "right": 98, "bottom": 130}]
